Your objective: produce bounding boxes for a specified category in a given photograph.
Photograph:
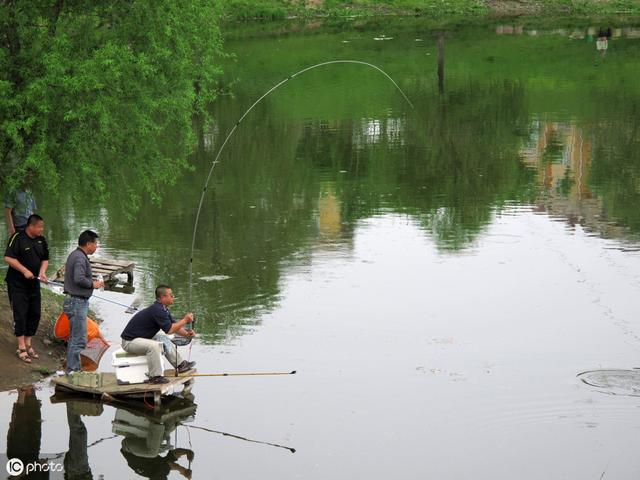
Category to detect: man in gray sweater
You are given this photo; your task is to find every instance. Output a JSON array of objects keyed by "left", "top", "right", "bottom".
[{"left": 63, "top": 230, "right": 104, "bottom": 372}]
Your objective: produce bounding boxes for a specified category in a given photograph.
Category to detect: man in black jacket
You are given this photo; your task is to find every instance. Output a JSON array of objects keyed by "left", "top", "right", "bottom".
[{"left": 4, "top": 214, "right": 49, "bottom": 363}]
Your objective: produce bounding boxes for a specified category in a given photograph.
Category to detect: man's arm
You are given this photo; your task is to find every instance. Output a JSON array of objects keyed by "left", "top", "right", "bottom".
[
  {"left": 167, "top": 312, "right": 194, "bottom": 335},
  {"left": 38, "top": 260, "right": 48, "bottom": 283},
  {"left": 4, "top": 207, "right": 15, "bottom": 236},
  {"left": 4, "top": 256, "right": 35, "bottom": 279},
  {"left": 72, "top": 256, "right": 94, "bottom": 289}
]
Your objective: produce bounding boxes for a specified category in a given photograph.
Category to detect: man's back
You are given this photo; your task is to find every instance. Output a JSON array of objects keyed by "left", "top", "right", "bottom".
[{"left": 121, "top": 302, "right": 173, "bottom": 341}]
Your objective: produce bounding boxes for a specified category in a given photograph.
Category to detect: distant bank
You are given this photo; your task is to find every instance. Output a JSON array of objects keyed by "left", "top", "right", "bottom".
[{"left": 221, "top": 0, "right": 640, "bottom": 21}]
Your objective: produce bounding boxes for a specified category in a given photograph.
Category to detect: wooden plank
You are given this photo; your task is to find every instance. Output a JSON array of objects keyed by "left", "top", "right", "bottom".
[
  {"left": 53, "top": 256, "right": 135, "bottom": 290},
  {"left": 52, "top": 369, "right": 195, "bottom": 397},
  {"left": 90, "top": 258, "right": 134, "bottom": 268}
]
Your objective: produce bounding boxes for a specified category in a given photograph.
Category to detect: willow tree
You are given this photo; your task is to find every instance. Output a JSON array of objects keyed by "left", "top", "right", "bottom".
[{"left": 1, "top": 0, "right": 223, "bottom": 212}]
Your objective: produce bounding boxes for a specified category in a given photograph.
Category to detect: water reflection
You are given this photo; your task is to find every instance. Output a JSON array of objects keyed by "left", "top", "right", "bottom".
[
  {"left": 114, "top": 400, "right": 196, "bottom": 479},
  {"left": 6, "top": 385, "right": 48, "bottom": 479},
  {"left": 52, "top": 396, "right": 196, "bottom": 480},
  {"left": 49, "top": 394, "right": 297, "bottom": 478},
  {"left": 64, "top": 401, "right": 96, "bottom": 480}
]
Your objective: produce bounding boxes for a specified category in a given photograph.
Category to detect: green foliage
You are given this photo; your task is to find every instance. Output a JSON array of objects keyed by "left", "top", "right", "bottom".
[{"left": 1, "top": 0, "right": 224, "bottom": 214}]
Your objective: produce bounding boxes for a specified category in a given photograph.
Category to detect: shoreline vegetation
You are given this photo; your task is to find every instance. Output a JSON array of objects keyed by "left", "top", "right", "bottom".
[{"left": 220, "top": 0, "right": 640, "bottom": 21}]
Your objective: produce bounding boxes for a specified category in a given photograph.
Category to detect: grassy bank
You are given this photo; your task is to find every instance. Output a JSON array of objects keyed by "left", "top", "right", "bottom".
[{"left": 221, "top": 0, "right": 640, "bottom": 20}]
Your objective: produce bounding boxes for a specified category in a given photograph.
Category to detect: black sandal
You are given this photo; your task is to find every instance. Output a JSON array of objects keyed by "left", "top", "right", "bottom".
[{"left": 16, "top": 349, "right": 32, "bottom": 363}]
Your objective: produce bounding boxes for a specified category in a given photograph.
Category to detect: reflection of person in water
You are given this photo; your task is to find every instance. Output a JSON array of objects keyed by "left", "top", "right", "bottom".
[
  {"left": 64, "top": 401, "right": 93, "bottom": 480},
  {"left": 6, "top": 385, "right": 48, "bottom": 479},
  {"left": 116, "top": 408, "right": 194, "bottom": 479}
]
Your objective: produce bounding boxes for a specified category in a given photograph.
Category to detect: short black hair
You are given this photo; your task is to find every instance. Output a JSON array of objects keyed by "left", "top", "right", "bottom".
[
  {"left": 78, "top": 230, "right": 99, "bottom": 246},
  {"left": 26, "top": 214, "right": 44, "bottom": 226},
  {"left": 155, "top": 284, "right": 172, "bottom": 299}
]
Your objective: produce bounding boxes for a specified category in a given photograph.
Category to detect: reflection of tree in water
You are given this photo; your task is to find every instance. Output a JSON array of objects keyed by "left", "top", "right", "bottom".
[
  {"left": 587, "top": 97, "right": 640, "bottom": 238},
  {"left": 520, "top": 107, "right": 640, "bottom": 244}
]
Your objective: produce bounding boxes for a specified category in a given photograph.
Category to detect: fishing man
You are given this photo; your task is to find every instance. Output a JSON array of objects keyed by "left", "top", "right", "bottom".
[
  {"left": 120, "top": 284, "right": 196, "bottom": 384},
  {"left": 4, "top": 214, "right": 49, "bottom": 363},
  {"left": 63, "top": 230, "right": 104, "bottom": 373}
]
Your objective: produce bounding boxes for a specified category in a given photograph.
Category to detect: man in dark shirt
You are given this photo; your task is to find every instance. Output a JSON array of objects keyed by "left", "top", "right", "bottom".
[
  {"left": 4, "top": 214, "right": 49, "bottom": 363},
  {"left": 63, "top": 230, "right": 104, "bottom": 373},
  {"left": 121, "top": 284, "right": 195, "bottom": 384}
]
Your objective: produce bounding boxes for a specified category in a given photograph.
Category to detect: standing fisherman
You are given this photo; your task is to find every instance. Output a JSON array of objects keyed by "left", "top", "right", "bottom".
[
  {"left": 63, "top": 230, "right": 104, "bottom": 373},
  {"left": 4, "top": 214, "right": 49, "bottom": 363}
]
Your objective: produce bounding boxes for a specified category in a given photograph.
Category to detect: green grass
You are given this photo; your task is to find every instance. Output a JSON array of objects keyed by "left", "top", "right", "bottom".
[{"left": 219, "top": 0, "right": 640, "bottom": 21}]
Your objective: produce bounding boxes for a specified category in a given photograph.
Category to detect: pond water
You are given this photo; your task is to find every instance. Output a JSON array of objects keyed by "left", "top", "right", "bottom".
[{"left": 2, "top": 17, "right": 640, "bottom": 479}]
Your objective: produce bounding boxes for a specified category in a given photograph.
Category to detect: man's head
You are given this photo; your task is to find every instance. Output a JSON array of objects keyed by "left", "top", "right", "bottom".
[
  {"left": 78, "top": 230, "right": 99, "bottom": 255},
  {"left": 25, "top": 214, "right": 44, "bottom": 238},
  {"left": 155, "top": 284, "right": 174, "bottom": 306}
]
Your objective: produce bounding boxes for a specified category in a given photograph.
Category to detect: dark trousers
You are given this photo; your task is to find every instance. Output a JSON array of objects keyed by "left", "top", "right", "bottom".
[{"left": 7, "top": 284, "right": 41, "bottom": 337}]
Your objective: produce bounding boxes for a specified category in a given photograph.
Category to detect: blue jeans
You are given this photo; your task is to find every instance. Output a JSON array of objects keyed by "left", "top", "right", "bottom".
[{"left": 64, "top": 296, "right": 89, "bottom": 372}]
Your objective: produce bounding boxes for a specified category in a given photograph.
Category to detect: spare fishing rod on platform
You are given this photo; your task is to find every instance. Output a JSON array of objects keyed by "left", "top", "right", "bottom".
[{"left": 178, "top": 370, "right": 296, "bottom": 378}]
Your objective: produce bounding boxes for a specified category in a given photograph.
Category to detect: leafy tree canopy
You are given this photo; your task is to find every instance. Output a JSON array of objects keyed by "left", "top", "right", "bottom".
[{"left": 1, "top": 0, "right": 223, "bottom": 212}]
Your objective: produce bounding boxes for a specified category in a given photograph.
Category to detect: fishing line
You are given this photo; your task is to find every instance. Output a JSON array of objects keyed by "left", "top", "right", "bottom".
[
  {"left": 45, "top": 280, "right": 139, "bottom": 312},
  {"left": 187, "top": 59, "right": 415, "bottom": 314}
]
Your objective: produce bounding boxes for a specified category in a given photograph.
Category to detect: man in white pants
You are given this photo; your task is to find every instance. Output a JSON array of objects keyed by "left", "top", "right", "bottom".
[{"left": 120, "top": 285, "right": 196, "bottom": 384}]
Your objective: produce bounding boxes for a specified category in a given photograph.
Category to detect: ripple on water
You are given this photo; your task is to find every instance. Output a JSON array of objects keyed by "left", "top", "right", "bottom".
[
  {"left": 465, "top": 386, "right": 640, "bottom": 435},
  {"left": 578, "top": 369, "right": 640, "bottom": 397}
]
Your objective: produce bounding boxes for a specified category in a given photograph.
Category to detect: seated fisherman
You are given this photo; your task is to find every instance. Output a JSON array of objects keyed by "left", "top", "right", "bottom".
[{"left": 120, "top": 284, "right": 196, "bottom": 384}]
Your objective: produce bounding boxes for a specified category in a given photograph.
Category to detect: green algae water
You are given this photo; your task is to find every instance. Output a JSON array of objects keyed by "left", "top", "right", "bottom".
[{"left": 1, "top": 17, "right": 640, "bottom": 479}]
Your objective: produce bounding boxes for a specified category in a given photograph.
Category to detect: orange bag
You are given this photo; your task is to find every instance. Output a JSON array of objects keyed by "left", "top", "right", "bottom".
[{"left": 55, "top": 312, "right": 101, "bottom": 341}]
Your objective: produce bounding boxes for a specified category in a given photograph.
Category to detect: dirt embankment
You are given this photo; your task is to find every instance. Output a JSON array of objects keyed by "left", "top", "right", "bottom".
[{"left": 0, "top": 284, "right": 67, "bottom": 391}]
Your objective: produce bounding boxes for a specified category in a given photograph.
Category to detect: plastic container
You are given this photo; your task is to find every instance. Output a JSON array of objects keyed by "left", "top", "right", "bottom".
[{"left": 111, "top": 348, "right": 163, "bottom": 385}]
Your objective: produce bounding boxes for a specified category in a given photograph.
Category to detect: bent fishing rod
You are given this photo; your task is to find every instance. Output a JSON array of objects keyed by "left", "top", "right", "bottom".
[{"left": 187, "top": 60, "right": 415, "bottom": 311}]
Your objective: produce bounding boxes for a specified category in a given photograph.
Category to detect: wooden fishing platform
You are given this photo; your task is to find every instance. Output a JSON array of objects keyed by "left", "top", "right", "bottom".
[
  {"left": 51, "top": 369, "right": 196, "bottom": 408},
  {"left": 54, "top": 257, "right": 135, "bottom": 293}
]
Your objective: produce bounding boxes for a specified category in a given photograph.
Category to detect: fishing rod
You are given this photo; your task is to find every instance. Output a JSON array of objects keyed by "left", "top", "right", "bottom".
[
  {"left": 187, "top": 60, "right": 415, "bottom": 311},
  {"left": 179, "top": 370, "right": 296, "bottom": 378},
  {"left": 45, "top": 280, "right": 140, "bottom": 313}
]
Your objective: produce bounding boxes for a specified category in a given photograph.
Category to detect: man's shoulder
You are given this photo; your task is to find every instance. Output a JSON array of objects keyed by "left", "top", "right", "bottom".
[
  {"left": 135, "top": 302, "right": 161, "bottom": 316},
  {"left": 6, "top": 231, "right": 24, "bottom": 249},
  {"left": 66, "top": 248, "right": 85, "bottom": 261}
]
